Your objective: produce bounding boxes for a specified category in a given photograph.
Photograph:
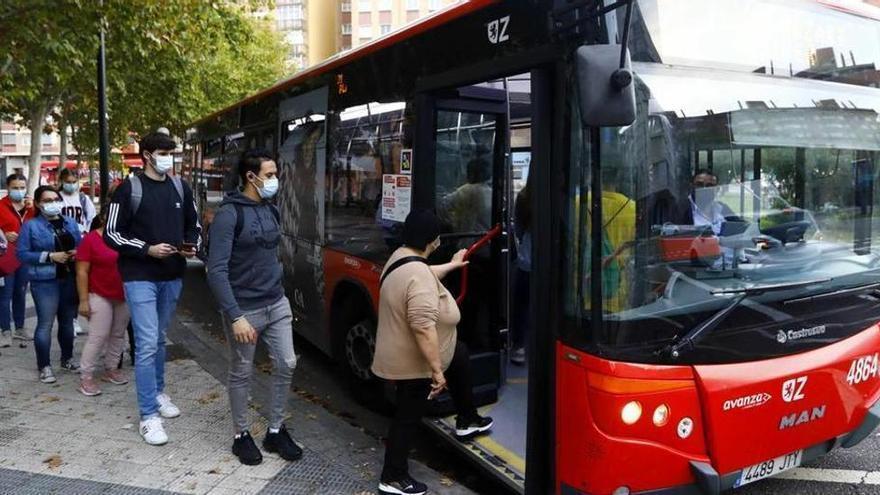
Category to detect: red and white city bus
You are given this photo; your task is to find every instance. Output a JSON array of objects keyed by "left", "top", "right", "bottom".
[{"left": 185, "top": 0, "right": 880, "bottom": 493}]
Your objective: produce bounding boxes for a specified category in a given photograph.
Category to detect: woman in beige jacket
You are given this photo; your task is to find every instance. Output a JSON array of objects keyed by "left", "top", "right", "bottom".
[{"left": 372, "top": 209, "right": 493, "bottom": 495}]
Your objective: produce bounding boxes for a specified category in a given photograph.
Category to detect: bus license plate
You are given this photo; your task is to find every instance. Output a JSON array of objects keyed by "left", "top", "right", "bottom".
[{"left": 734, "top": 450, "right": 802, "bottom": 488}]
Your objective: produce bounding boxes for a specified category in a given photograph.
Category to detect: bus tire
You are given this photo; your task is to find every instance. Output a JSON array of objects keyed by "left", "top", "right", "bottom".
[{"left": 333, "top": 297, "right": 391, "bottom": 412}]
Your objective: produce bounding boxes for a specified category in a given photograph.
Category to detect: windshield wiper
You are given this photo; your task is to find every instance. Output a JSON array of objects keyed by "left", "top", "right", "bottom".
[
  {"left": 783, "top": 281, "right": 880, "bottom": 305},
  {"left": 662, "top": 278, "right": 831, "bottom": 360}
]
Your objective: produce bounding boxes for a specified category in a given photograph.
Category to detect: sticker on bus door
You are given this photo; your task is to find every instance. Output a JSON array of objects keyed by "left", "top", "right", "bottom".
[{"left": 382, "top": 174, "right": 412, "bottom": 222}]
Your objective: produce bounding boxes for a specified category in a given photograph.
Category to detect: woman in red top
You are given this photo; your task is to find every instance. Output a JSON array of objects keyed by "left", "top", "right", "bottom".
[
  {"left": 76, "top": 213, "right": 130, "bottom": 396},
  {"left": 0, "top": 174, "right": 35, "bottom": 348}
]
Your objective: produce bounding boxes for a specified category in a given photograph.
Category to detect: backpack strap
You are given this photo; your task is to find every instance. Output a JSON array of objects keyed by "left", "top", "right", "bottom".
[
  {"left": 170, "top": 175, "right": 184, "bottom": 202},
  {"left": 233, "top": 203, "right": 245, "bottom": 240},
  {"left": 130, "top": 175, "right": 184, "bottom": 215},
  {"left": 129, "top": 175, "right": 142, "bottom": 215},
  {"left": 380, "top": 256, "right": 427, "bottom": 288},
  {"left": 79, "top": 192, "right": 88, "bottom": 212}
]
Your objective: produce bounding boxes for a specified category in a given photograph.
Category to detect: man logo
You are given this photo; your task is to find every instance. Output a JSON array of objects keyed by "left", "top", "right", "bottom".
[
  {"left": 779, "top": 405, "right": 826, "bottom": 430},
  {"left": 782, "top": 376, "right": 807, "bottom": 403},
  {"left": 777, "top": 330, "right": 788, "bottom": 344}
]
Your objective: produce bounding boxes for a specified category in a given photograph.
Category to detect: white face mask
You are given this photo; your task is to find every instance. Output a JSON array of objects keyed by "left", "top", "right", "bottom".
[
  {"left": 253, "top": 176, "right": 279, "bottom": 199},
  {"left": 152, "top": 153, "right": 174, "bottom": 174}
]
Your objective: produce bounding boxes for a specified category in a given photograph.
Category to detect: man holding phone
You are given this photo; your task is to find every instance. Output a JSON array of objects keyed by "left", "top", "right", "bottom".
[
  {"left": 206, "top": 149, "right": 301, "bottom": 466},
  {"left": 104, "top": 131, "right": 201, "bottom": 446}
]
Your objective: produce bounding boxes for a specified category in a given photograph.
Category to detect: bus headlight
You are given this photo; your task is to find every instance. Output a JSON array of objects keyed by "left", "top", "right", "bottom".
[
  {"left": 621, "top": 401, "right": 642, "bottom": 425},
  {"left": 677, "top": 417, "right": 694, "bottom": 438},
  {"left": 612, "top": 487, "right": 631, "bottom": 495},
  {"left": 653, "top": 404, "right": 670, "bottom": 426}
]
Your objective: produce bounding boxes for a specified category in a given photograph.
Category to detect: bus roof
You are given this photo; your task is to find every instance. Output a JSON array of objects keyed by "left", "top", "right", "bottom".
[{"left": 192, "top": 0, "right": 501, "bottom": 127}]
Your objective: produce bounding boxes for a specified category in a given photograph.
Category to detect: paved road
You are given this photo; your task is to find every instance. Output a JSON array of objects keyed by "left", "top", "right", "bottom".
[{"left": 180, "top": 263, "right": 880, "bottom": 495}]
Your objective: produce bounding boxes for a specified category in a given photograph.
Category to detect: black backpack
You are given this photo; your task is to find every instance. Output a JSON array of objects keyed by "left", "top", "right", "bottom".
[{"left": 198, "top": 202, "right": 280, "bottom": 263}]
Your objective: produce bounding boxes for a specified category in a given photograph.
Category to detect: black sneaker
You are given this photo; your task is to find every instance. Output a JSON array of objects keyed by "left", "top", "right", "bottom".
[
  {"left": 379, "top": 475, "right": 428, "bottom": 495},
  {"left": 263, "top": 425, "right": 303, "bottom": 461},
  {"left": 60, "top": 359, "right": 80, "bottom": 373},
  {"left": 455, "top": 414, "right": 494, "bottom": 439},
  {"left": 232, "top": 431, "right": 263, "bottom": 466}
]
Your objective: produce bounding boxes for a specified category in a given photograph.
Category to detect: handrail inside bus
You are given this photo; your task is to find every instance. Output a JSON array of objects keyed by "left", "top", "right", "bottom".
[{"left": 457, "top": 224, "right": 503, "bottom": 306}]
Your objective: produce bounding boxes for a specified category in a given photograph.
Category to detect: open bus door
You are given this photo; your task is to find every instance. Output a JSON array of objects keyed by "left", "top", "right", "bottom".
[{"left": 413, "top": 82, "right": 528, "bottom": 493}]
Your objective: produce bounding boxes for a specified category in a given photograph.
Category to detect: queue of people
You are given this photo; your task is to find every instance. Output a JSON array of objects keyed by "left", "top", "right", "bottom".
[{"left": 1, "top": 134, "right": 497, "bottom": 495}]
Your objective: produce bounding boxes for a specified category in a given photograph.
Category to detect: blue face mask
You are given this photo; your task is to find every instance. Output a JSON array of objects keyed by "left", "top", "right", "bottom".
[
  {"left": 62, "top": 183, "right": 78, "bottom": 194},
  {"left": 253, "top": 176, "right": 279, "bottom": 199},
  {"left": 42, "top": 201, "right": 63, "bottom": 217},
  {"left": 8, "top": 190, "right": 25, "bottom": 202}
]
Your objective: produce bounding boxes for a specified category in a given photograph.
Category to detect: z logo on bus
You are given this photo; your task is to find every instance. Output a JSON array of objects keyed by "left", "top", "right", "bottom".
[
  {"left": 781, "top": 376, "right": 807, "bottom": 403},
  {"left": 487, "top": 15, "right": 510, "bottom": 44}
]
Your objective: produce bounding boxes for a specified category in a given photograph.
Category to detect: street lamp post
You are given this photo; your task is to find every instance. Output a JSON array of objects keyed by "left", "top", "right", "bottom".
[{"left": 97, "top": 0, "right": 110, "bottom": 208}]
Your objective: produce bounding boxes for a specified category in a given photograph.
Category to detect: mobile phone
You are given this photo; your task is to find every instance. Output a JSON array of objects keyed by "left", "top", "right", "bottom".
[{"left": 179, "top": 242, "right": 197, "bottom": 251}]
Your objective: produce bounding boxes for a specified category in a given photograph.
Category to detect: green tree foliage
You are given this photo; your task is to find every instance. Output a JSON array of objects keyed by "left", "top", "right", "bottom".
[{"left": 1, "top": 0, "right": 286, "bottom": 191}]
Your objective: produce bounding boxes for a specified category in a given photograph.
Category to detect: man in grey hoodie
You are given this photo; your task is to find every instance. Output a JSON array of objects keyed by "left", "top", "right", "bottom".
[{"left": 206, "top": 149, "right": 302, "bottom": 466}]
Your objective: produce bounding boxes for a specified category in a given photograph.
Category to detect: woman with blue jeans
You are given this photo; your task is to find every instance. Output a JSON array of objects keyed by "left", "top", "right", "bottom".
[
  {"left": 17, "top": 186, "right": 82, "bottom": 383},
  {"left": 0, "top": 174, "right": 35, "bottom": 347}
]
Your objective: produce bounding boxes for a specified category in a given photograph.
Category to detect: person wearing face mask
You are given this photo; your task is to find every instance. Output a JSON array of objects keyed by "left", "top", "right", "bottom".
[
  {"left": 372, "top": 209, "right": 493, "bottom": 495},
  {"left": 58, "top": 167, "right": 96, "bottom": 338},
  {"left": 58, "top": 168, "right": 96, "bottom": 236},
  {"left": 0, "top": 174, "right": 35, "bottom": 347},
  {"left": 17, "top": 186, "right": 82, "bottom": 383},
  {"left": 206, "top": 149, "right": 301, "bottom": 466},
  {"left": 104, "top": 131, "right": 201, "bottom": 446}
]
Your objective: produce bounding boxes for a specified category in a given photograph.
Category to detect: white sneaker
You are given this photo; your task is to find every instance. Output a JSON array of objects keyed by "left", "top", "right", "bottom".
[
  {"left": 157, "top": 393, "right": 180, "bottom": 418},
  {"left": 39, "top": 366, "right": 56, "bottom": 384},
  {"left": 139, "top": 417, "right": 168, "bottom": 446},
  {"left": 73, "top": 318, "right": 86, "bottom": 336}
]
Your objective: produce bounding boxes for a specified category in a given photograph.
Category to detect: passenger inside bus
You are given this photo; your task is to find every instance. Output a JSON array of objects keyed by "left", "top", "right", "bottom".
[{"left": 438, "top": 157, "right": 493, "bottom": 237}]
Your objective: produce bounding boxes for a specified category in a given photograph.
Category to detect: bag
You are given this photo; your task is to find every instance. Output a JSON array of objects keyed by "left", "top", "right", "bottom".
[
  {"left": 0, "top": 244, "right": 18, "bottom": 277},
  {"left": 198, "top": 202, "right": 280, "bottom": 262}
]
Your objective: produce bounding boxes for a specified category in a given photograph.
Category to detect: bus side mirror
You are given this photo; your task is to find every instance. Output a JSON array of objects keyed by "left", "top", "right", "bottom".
[{"left": 575, "top": 44, "right": 636, "bottom": 127}]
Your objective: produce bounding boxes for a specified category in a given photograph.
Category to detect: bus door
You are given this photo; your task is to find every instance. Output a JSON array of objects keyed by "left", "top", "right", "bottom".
[
  {"left": 276, "top": 87, "right": 330, "bottom": 352},
  {"left": 415, "top": 82, "right": 528, "bottom": 491}
]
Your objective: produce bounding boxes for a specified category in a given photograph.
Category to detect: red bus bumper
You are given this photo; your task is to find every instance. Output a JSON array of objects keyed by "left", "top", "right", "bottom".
[{"left": 556, "top": 325, "right": 880, "bottom": 494}]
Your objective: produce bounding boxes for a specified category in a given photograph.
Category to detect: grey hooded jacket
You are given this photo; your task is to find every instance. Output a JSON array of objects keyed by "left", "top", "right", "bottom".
[{"left": 206, "top": 192, "right": 284, "bottom": 321}]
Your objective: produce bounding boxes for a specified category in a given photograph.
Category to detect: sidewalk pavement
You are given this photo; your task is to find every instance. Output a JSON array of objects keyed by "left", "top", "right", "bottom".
[{"left": 0, "top": 295, "right": 476, "bottom": 495}]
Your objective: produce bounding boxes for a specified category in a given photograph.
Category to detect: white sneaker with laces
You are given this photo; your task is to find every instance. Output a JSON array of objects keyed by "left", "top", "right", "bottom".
[
  {"left": 157, "top": 393, "right": 180, "bottom": 418},
  {"left": 139, "top": 417, "right": 168, "bottom": 446}
]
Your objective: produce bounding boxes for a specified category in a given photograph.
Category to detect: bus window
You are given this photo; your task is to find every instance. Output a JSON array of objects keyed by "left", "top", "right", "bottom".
[
  {"left": 435, "top": 110, "right": 496, "bottom": 239},
  {"left": 564, "top": 62, "right": 880, "bottom": 363},
  {"left": 326, "top": 101, "right": 410, "bottom": 260}
]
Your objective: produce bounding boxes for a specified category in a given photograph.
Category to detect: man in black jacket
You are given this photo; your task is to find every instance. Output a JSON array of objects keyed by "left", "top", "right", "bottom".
[{"left": 104, "top": 132, "right": 201, "bottom": 446}]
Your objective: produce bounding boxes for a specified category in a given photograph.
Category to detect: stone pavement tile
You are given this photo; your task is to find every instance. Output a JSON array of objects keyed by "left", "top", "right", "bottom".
[
  {"left": 164, "top": 469, "right": 229, "bottom": 494},
  {"left": 0, "top": 449, "right": 53, "bottom": 474},
  {"left": 117, "top": 462, "right": 189, "bottom": 490},
  {"left": 205, "top": 474, "right": 275, "bottom": 495}
]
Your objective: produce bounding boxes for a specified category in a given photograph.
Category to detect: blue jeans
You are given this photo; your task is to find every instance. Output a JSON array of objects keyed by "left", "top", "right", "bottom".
[
  {"left": 1, "top": 265, "right": 28, "bottom": 332},
  {"left": 31, "top": 278, "right": 77, "bottom": 369},
  {"left": 124, "top": 279, "right": 183, "bottom": 419}
]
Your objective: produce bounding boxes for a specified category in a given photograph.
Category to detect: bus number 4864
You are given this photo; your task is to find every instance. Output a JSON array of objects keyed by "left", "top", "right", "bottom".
[{"left": 846, "top": 353, "right": 879, "bottom": 386}]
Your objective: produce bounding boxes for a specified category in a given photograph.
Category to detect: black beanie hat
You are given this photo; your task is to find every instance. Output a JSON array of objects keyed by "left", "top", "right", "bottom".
[{"left": 403, "top": 209, "right": 441, "bottom": 251}]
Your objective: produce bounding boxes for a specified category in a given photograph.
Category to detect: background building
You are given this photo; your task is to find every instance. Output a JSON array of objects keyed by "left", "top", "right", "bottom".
[{"left": 266, "top": 0, "right": 461, "bottom": 70}]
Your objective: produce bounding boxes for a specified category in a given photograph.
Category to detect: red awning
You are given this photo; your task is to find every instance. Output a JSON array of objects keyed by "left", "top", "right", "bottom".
[
  {"left": 40, "top": 160, "right": 79, "bottom": 170},
  {"left": 123, "top": 158, "right": 143, "bottom": 168}
]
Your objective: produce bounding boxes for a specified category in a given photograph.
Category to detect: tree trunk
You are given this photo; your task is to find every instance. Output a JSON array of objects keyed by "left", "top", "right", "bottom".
[
  {"left": 58, "top": 112, "right": 68, "bottom": 173},
  {"left": 26, "top": 105, "right": 48, "bottom": 195}
]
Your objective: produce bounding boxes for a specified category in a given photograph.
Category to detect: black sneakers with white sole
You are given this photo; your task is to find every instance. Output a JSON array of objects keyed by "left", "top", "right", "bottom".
[
  {"left": 378, "top": 475, "right": 428, "bottom": 495},
  {"left": 454, "top": 414, "right": 494, "bottom": 439}
]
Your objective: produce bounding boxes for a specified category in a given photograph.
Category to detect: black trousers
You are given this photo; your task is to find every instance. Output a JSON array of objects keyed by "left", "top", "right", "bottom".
[{"left": 382, "top": 340, "right": 477, "bottom": 481}]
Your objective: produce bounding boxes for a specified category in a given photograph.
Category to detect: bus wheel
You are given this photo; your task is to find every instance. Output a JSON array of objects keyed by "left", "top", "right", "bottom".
[{"left": 344, "top": 319, "right": 376, "bottom": 382}]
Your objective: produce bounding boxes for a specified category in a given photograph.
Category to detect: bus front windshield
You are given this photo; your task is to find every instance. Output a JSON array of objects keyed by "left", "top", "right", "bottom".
[{"left": 564, "top": 63, "right": 880, "bottom": 364}]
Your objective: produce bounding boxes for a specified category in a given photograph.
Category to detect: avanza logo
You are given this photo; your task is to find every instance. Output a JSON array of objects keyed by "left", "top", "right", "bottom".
[
  {"left": 723, "top": 392, "right": 772, "bottom": 411},
  {"left": 779, "top": 405, "right": 826, "bottom": 430}
]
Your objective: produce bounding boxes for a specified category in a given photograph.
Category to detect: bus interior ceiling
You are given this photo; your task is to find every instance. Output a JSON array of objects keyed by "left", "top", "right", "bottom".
[{"left": 427, "top": 72, "right": 532, "bottom": 492}]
